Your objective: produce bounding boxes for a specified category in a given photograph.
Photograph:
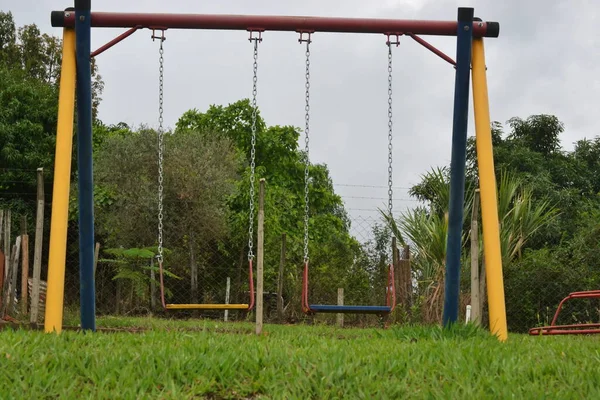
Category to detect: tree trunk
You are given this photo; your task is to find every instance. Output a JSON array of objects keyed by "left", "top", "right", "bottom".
[
  {"left": 277, "top": 233, "right": 286, "bottom": 323},
  {"left": 30, "top": 168, "right": 45, "bottom": 324},
  {"left": 397, "top": 245, "right": 412, "bottom": 316}
]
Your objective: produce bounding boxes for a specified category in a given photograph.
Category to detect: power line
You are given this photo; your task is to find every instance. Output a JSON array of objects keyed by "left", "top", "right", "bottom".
[
  {"left": 334, "top": 183, "right": 412, "bottom": 189},
  {"left": 341, "top": 195, "right": 419, "bottom": 201}
]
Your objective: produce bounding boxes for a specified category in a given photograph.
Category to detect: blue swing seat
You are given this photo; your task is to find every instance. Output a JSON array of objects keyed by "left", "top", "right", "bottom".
[{"left": 308, "top": 304, "right": 392, "bottom": 314}]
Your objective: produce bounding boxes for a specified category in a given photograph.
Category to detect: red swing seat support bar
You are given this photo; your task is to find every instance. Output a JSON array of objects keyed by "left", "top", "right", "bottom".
[{"left": 529, "top": 290, "right": 600, "bottom": 335}]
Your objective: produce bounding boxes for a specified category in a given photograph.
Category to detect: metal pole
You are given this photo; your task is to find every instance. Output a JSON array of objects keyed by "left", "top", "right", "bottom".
[
  {"left": 442, "top": 7, "right": 473, "bottom": 327},
  {"left": 224, "top": 277, "right": 230, "bottom": 322},
  {"left": 75, "top": 0, "right": 96, "bottom": 332},
  {"left": 472, "top": 35, "right": 508, "bottom": 341},
  {"left": 255, "top": 179, "right": 265, "bottom": 335},
  {"left": 50, "top": 11, "right": 500, "bottom": 38},
  {"left": 44, "top": 21, "right": 76, "bottom": 333}
]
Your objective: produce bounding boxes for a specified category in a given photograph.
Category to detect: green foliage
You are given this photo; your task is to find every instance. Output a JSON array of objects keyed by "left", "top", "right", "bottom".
[
  {"left": 0, "top": 66, "right": 57, "bottom": 211},
  {"left": 506, "top": 115, "right": 564, "bottom": 156},
  {"left": 506, "top": 208, "right": 600, "bottom": 332},
  {"left": 0, "top": 11, "right": 104, "bottom": 215},
  {"left": 383, "top": 162, "right": 557, "bottom": 325},
  {"left": 496, "top": 170, "right": 558, "bottom": 264},
  {"left": 464, "top": 113, "right": 600, "bottom": 330},
  {"left": 174, "top": 100, "right": 363, "bottom": 315},
  {"left": 100, "top": 246, "right": 180, "bottom": 308}
]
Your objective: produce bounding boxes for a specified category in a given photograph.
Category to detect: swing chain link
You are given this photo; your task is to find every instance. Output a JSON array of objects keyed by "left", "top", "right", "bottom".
[
  {"left": 157, "top": 34, "right": 165, "bottom": 263},
  {"left": 303, "top": 38, "right": 311, "bottom": 262},
  {"left": 248, "top": 37, "right": 260, "bottom": 261},
  {"left": 387, "top": 42, "right": 394, "bottom": 216}
]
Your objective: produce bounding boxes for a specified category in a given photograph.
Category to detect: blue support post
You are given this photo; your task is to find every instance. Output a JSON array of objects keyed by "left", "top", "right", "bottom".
[
  {"left": 442, "top": 7, "right": 474, "bottom": 326},
  {"left": 75, "top": 0, "right": 96, "bottom": 331}
]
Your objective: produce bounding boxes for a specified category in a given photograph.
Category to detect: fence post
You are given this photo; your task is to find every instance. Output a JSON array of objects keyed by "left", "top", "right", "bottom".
[
  {"left": 21, "top": 216, "right": 29, "bottom": 315},
  {"left": 255, "top": 178, "right": 265, "bottom": 335},
  {"left": 277, "top": 233, "right": 286, "bottom": 323},
  {"left": 479, "top": 256, "right": 486, "bottom": 324},
  {"left": 470, "top": 188, "right": 481, "bottom": 324},
  {"left": 224, "top": 277, "right": 231, "bottom": 322},
  {"left": 93, "top": 242, "right": 100, "bottom": 277},
  {"left": 4, "top": 236, "right": 22, "bottom": 317},
  {"left": 337, "top": 288, "right": 344, "bottom": 327},
  {"left": 30, "top": 168, "right": 45, "bottom": 325},
  {"left": 0, "top": 210, "right": 5, "bottom": 304},
  {"left": 4, "top": 210, "right": 11, "bottom": 280},
  {"left": 392, "top": 236, "right": 399, "bottom": 321}
]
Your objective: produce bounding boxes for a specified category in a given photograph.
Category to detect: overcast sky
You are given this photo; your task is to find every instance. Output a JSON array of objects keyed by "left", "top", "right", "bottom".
[{"left": 6, "top": 0, "right": 600, "bottom": 227}]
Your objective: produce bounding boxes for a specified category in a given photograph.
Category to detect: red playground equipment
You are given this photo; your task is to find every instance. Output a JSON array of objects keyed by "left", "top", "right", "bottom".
[{"left": 529, "top": 290, "right": 600, "bottom": 335}]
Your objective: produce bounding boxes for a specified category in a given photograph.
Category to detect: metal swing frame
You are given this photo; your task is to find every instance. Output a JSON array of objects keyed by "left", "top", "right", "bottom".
[
  {"left": 299, "top": 35, "right": 398, "bottom": 316},
  {"left": 46, "top": 3, "right": 504, "bottom": 335}
]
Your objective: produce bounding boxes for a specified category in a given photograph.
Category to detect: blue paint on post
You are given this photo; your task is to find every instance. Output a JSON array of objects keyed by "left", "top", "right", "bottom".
[
  {"left": 75, "top": 0, "right": 96, "bottom": 331},
  {"left": 442, "top": 7, "right": 474, "bottom": 327}
]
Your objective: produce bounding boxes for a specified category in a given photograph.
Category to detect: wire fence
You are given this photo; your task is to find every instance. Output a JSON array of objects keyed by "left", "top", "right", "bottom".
[{"left": 2, "top": 194, "right": 600, "bottom": 332}]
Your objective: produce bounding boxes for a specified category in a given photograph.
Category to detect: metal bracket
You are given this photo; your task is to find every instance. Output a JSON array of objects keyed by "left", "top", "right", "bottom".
[
  {"left": 247, "top": 28, "right": 264, "bottom": 42},
  {"left": 151, "top": 27, "right": 167, "bottom": 42},
  {"left": 385, "top": 33, "right": 402, "bottom": 47},
  {"left": 297, "top": 30, "right": 314, "bottom": 44}
]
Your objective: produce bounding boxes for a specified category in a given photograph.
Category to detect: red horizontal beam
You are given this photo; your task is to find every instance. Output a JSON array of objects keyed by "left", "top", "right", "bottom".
[{"left": 51, "top": 11, "right": 499, "bottom": 38}]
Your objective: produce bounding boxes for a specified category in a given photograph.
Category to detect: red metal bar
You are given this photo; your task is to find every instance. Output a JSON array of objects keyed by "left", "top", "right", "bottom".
[
  {"left": 529, "top": 323, "right": 600, "bottom": 336},
  {"left": 529, "top": 290, "right": 600, "bottom": 336},
  {"left": 246, "top": 259, "right": 255, "bottom": 311},
  {"left": 408, "top": 33, "right": 456, "bottom": 66},
  {"left": 51, "top": 11, "right": 499, "bottom": 38},
  {"left": 91, "top": 26, "right": 141, "bottom": 58},
  {"left": 550, "top": 291, "right": 600, "bottom": 326}
]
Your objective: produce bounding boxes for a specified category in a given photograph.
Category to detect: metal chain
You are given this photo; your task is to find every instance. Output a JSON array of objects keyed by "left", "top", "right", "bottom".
[
  {"left": 303, "top": 38, "right": 311, "bottom": 262},
  {"left": 248, "top": 37, "right": 260, "bottom": 261},
  {"left": 157, "top": 35, "right": 165, "bottom": 263},
  {"left": 387, "top": 43, "right": 394, "bottom": 216}
]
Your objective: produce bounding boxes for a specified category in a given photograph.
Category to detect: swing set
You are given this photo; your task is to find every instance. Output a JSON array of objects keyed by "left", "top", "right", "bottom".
[{"left": 44, "top": 2, "right": 508, "bottom": 341}]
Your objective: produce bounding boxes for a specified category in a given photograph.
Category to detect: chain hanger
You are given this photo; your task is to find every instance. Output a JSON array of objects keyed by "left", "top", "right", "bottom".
[
  {"left": 155, "top": 29, "right": 166, "bottom": 264},
  {"left": 299, "top": 31, "right": 312, "bottom": 263},
  {"left": 247, "top": 31, "right": 261, "bottom": 261},
  {"left": 386, "top": 37, "right": 397, "bottom": 216}
]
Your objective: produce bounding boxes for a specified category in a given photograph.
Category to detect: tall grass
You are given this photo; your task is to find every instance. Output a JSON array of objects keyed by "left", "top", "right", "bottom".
[{"left": 1, "top": 318, "right": 599, "bottom": 399}]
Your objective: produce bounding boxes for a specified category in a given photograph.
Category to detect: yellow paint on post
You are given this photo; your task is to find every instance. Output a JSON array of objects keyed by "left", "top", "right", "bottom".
[
  {"left": 471, "top": 37, "right": 508, "bottom": 342},
  {"left": 44, "top": 28, "right": 77, "bottom": 333}
]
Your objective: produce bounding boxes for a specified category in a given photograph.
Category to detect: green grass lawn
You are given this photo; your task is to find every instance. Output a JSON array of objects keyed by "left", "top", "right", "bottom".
[{"left": 1, "top": 317, "right": 599, "bottom": 399}]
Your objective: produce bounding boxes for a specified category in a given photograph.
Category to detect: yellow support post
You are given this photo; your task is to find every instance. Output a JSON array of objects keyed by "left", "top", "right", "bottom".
[
  {"left": 471, "top": 37, "right": 508, "bottom": 342},
  {"left": 44, "top": 27, "right": 77, "bottom": 333}
]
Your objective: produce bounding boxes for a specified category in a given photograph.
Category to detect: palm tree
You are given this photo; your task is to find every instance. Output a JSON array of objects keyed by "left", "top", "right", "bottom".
[{"left": 381, "top": 167, "right": 557, "bottom": 323}]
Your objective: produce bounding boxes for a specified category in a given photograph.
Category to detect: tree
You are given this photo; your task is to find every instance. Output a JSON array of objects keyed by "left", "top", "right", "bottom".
[
  {"left": 0, "top": 66, "right": 57, "bottom": 212},
  {"left": 175, "top": 100, "right": 374, "bottom": 317},
  {"left": 0, "top": 11, "right": 105, "bottom": 213},
  {"left": 91, "top": 126, "right": 240, "bottom": 310}
]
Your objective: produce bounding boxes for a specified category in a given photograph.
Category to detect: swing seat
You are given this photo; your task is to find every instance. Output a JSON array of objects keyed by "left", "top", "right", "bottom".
[
  {"left": 164, "top": 303, "right": 250, "bottom": 311},
  {"left": 308, "top": 304, "right": 392, "bottom": 314}
]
